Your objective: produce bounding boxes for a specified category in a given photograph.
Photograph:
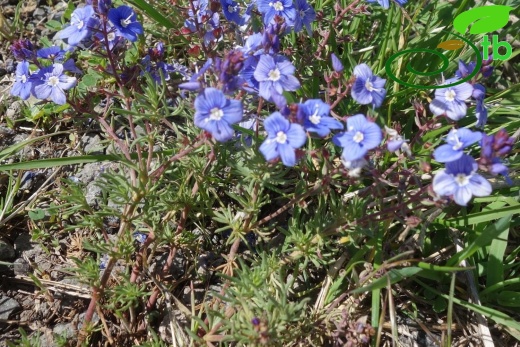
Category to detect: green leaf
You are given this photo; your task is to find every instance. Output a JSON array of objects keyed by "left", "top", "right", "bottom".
[
  {"left": 28, "top": 209, "right": 45, "bottom": 221},
  {"left": 447, "top": 215, "right": 512, "bottom": 267},
  {"left": 433, "top": 296, "right": 447, "bottom": 313},
  {"left": 497, "top": 291, "right": 520, "bottom": 308},
  {"left": 127, "top": 0, "right": 175, "bottom": 28},
  {"left": 443, "top": 206, "right": 519, "bottom": 226},
  {"left": 350, "top": 267, "right": 423, "bottom": 294},
  {"left": 487, "top": 218, "right": 510, "bottom": 287},
  {"left": 45, "top": 20, "right": 62, "bottom": 31}
]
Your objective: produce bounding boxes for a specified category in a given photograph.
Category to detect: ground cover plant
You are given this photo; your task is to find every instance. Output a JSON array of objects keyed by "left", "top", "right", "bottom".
[{"left": 0, "top": 0, "right": 519, "bottom": 345}]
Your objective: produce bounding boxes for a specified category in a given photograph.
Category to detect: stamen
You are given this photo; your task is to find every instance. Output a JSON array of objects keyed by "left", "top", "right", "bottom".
[
  {"left": 353, "top": 131, "right": 364, "bottom": 143},
  {"left": 275, "top": 131, "right": 287, "bottom": 144}
]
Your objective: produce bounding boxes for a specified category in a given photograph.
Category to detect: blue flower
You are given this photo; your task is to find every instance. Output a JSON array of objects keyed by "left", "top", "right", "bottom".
[
  {"left": 240, "top": 33, "right": 264, "bottom": 55},
  {"left": 37, "top": 46, "right": 66, "bottom": 61},
  {"left": 472, "top": 84, "right": 487, "bottom": 127},
  {"left": 366, "top": 0, "right": 407, "bottom": 8},
  {"left": 31, "top": 63, "right": 77, "bottom": 105},
  {"left": 455, "top": 59, "right": 476, "bottom": 79},
  {"left": 259, "top": 112, "right": 306, "bottom": 166},
  {"left": 297, "top": 99, "right": 343, "bottom": 137},
  {"left": 332, "top": 114, "right": 382, "bottom": 161},
  {"left": 59, "top": 5, "right": 97, "bottom": 46},
  {"left": 236, "top": 117, "right": 258, "bottom": 147},
  {"left": 108, "top": 5, "right": 144, "bottom": 42},
  {"left": 184, "top": 0, "right": 209, "bottom": 32},
  {"left": 253, "top": 54, "right": 300, "bottom": 101},
  {"left": 221, "top": 0, "right": 245, "bottom": 25},
  {"left": 294, "top": 0, "right": 315, "bottom": 35},
  {"left": 385, "top": 126, "right": 411, "bottom": 155},
  {"left": 433, "top": 128, "right": 482, "bottom": 163},
  {"left": 194, "top": 88, "right": 243, "bottom": 142},
  {"left": 95, "top": 23, "right": 125, "bottom": 50},
  {"left": 429, "top": 78, "right": 473, "bottom": 121},
  {"left": 351, "top": 64, "right": 387, "bottom": 109},
  {"left": 133, "top": 232, "right": 147, "bottom": 244},
  {"left": 11, "top": 61, "right": 32, "bottom": 100},
  {"left": 331, "top": 53, "right": 344, "bottom": 73},
  {"left": 432, "top": 154, "right": 492, "bottom": 206},
  {"left": 257, "top": 0, "right": 296, "bottom": 26}
]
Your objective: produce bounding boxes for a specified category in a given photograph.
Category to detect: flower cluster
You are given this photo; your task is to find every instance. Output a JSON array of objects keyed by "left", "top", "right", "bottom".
[
  {"left": 429, "top": 57, "right": 514, "bottom": 206},
  {"left": 256, "top": 0, "right": 315, "bottom": 33},
  {"left": 10, "top": 43, "right": 78, "bottom": 104},
  {"left": 9, "top": 2, "right": 146, "bottom": 105},
  {"left": 430, "top": 56, "right": 494, "bottom": 125},
  {"left": 141, "top": 42, "right": 176, "bottom": 84},
  {"left": 59, "top": 3, "right": 143, "bottom": 47},
  {"left": 183, "top": 0, "right": 223, "bottom": 46}
]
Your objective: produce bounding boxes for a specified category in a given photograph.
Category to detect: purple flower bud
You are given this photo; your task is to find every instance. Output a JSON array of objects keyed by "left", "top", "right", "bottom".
[
  {"left": 10, "top": 39, "right": 35, "bottom": 61},
  {"left": 472, "top": 84, "right": 485, "bottom": 100},
  {"left": 482, "top": 54, "right": 493, "bottom": 66},
  {"left": 179, "top": 81, "right": 202, "bottom": 91},
  {"left": 331, "top": 53, "right": 344, "bottom": 72},
  {"left": 387, "top": 139, "right": 405, "bottom": 152},
  {"left": 481, "top": 65, "right": 493, "bottom": 78},
  {"left": 98, "top": 0, "right": 112, "bottom": 15}
]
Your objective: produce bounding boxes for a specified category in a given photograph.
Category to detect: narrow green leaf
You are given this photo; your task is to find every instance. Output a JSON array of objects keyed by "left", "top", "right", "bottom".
[
  {"left": 487, "top": 219, "right": 510, "bottom": 287},
  {"left": 443, "top": 206, "right": 519, "bottom": 226},
  {"left": 447, "top": 215, "right": 512, "bottom": 267},
  {"left": 418, "top": 279, "right": 520, "bottom": 333},
  {"left": 127, "top": 0, "right": 174, "bottom": 28},
  {"left": 497, "top": 291, "right": 520, "bottom": 308},
  {"left": 350, "top": 267, "right": 423, "bottom": 294}
]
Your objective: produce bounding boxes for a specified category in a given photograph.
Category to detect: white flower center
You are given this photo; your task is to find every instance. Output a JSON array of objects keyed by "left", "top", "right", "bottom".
[
  {"left": 228, "top": 5, "right": 236, "bottom": 13},
  {"left": 209, "top": 107, "right": 223, "bottom": 121},
  {"left": 273, "top": 1, "right": 284, "bottom": 11},
  {"left": 268, "top": 68, "right": 281, "bottom": 81},
  {"left": 107, "top": 32, "right": 116, "bottom": 41},
  {"left": 299, "top": 10, "right": 305, "bottom": 18},
  {"left": 309, "top": 106, "right": 321, "bottom": 124},
  {"left": 455, "top": 173, "right": 469, "bottom": 186},
  {"left": 445, "top": 89, "right": 457, "bottom": 102},
  {"left": 77, "top": 20, "right": 84, "bottom": 30},
  {"left": 353, "top": 131, "right": 364, "bottom": 143},
  {"left": 21, "top": 75, "right": 27, "bottom": 83},
  {"left": 309, "top": 114, "right": 321, "bottom": 125},
  {"left": 48, "top": 76, "right": 59, "bottom": 87},
  {"left": 365, "top": 80, "right": 378, "bottom": 92},
  {"left": 275, "top": 131, "right": 287, "bottom": 144},
  {"left": 121, "top": 14, "right": 133, "bottom": 28},
  {"left": 452, "top": 137, "right": 463, "bottom": 150}
]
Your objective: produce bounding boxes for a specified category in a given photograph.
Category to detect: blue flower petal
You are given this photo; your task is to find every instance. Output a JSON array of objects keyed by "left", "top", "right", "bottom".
[
  {"left": 278, "top": 143, "right": 297, "bottom": 166},
  {"left": 433, "top": 144, "right": 463, "bottom": 163}
]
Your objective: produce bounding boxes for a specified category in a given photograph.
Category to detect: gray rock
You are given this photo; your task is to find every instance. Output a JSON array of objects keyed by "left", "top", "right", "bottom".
[
  {"left": 5, "top": 100, "right": 24, "bottom": 122},
  {"left": 13, "top": 258, "right": 31, "bottom": 275},
  {"left": 85, "top": 181, "right": 103, "bottom": 207},
  {"left": 76, "top": 162, "right": 104, "bottom": 184},
  {"left": 33, "top": 7, "right": 46, "bottom": 18},
  {"left": 77, "top": 312, "right": 99, "bottom": 330},
  {"left": 0, "top": 240, "right": 15, "bottom": 260},
  {"left": 52, "top": 322, "right": 75, "bottom": 339},
  {"left": 0, "top": 295, "right": 21, "bottom": 319},
  {"left": 82, "top": 133, "right": 104, "bottom": 154}
]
